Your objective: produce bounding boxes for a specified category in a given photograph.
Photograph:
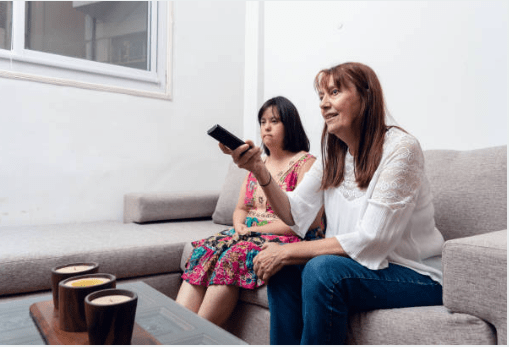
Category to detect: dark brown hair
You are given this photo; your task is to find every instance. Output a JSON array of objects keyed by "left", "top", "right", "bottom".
[
  {"left": 257, "top": 96, "right": 310, "bottom": 156},
  {"left": 315, "top": 62, "right": 389, "bottom": 190}
]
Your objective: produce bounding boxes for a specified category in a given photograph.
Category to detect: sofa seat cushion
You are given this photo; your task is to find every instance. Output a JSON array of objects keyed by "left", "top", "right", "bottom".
[
  {"left": 347, "top": 305, "right": 496, "bottom": 344},
  {"left": 236, "top": 285, "right": 496, "bottom": 344},
  {"left": 235, "top": 287, "right": 495, "bottom": 344},
  {"left": 239, "top": 286, "right": 269, "bottom": 308},
  {"left": 1, "top": 220, "right": 228, "bottom": 296}
]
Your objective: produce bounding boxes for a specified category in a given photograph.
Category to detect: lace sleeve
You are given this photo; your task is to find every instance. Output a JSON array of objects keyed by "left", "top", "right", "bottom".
[{"left": 371, "top": 134, "right": 425, "bottom": 209}]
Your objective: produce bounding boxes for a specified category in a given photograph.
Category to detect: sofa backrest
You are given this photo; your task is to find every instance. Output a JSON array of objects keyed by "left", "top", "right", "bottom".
[
  {"left": 424, "top": 146, "right": 507, "bottom": 241},
  {"left": 212, "top": 162, "right": 248, "bottom": 226}
]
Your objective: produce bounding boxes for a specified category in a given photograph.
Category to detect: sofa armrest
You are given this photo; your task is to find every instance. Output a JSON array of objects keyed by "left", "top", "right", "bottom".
[
  {"left": 443, "top": 230, "right": 507, "bottom": 344},
  {"left": 123, "top": 191, "right": 220, "bottom": 223}
]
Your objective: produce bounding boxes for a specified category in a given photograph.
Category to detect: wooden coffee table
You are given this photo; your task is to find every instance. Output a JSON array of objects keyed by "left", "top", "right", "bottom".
[{"left": 0, "top": 281, "right": 246, "bottom": 345}]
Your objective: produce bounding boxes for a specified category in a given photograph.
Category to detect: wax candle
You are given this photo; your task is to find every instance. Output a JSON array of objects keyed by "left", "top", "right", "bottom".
[
  {"left": 66, "top": 277, "right": 110, "bottom": 287},
  {"left": 91, "top": 295, "right": 132, "bottom": 305},
  {"left": 55, "top": 264, "right": 94, "bottom": 273}
]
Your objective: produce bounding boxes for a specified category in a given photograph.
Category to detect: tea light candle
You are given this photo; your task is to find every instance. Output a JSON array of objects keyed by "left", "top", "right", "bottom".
[
  {"left": 55, "top": 264, "right": 94, "bottom": 273},
  {"left": 91, "top": 295, "right": 132, "bottom": 305},
  {"left": 66, "top": 277, "right": 110, "bottom": 287}
]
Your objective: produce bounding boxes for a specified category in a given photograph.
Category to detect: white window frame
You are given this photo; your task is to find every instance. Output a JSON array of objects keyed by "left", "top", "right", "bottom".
[{"left": 0, "top": 1, "right": 172, "bottom": 100}]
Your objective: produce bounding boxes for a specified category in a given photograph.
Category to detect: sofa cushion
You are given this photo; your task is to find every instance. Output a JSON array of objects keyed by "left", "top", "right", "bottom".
[
  {"left": 124, "top": 191, "right": 220, "bottom": 223},
  {"left": 424, "top": 146, "right": 507, "bottom": 240},
  {"left": 212, "top": 162, "right": 249, "bottom": 225},
  {"left": 239, "top": 285, "right": 269, "bottom": 308},
  {"left": 347, "top": 305, "right": 496, "bottom": 344},
  {"left": 232, "top": 288, "right": 496, "bottom": 344},
  {"left": 443, "top": 229, "right": 507, "bottom": 344},
  {"left": 0, "top": 220, "right": 227, "bottom": 296}
]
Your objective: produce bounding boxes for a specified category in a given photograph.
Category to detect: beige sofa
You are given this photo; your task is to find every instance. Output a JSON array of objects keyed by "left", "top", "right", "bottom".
[
  {"left": 1, "top": 145, "right": 506, "bottom": 344},
  {"left": 127, "top": 145, "right": 507, "bottom": 344}
]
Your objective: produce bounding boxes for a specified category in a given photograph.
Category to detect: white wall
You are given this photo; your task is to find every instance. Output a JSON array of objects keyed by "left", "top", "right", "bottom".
[
  {"left": 259, "top": 1, "right": 508, "bottom": 154},
  {"left": 0, "top": 1, "right": 246, "bottom": 226},
  {"left": 2, "top": 1, "right": 507, "bottom": 227}
]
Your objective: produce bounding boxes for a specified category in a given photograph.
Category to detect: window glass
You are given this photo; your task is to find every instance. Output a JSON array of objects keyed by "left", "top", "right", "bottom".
[
  {"left": 0, "top": 1, "right": 12, "bottom": 50},
  {"left": 25, "top": 1, "right": 149, "bottom": 70}
]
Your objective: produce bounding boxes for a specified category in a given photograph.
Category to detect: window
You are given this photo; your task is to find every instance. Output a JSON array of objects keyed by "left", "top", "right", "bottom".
[
  {"left": 0, "top": 1, "right": 172, "bottom": 99},
  {"left": 0, "top": 2, "right": 12, "bottom": 50}
]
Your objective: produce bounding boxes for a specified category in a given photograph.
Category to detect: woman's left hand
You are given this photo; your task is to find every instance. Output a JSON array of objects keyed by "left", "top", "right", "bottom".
[{"left": 254, "top": 243, "right": 286, "bottom": 282}]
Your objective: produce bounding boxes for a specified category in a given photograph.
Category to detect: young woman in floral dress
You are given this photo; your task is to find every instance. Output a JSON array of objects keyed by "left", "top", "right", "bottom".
[{"left": 176, "top": 96, "right": 324, "bottom": 326}]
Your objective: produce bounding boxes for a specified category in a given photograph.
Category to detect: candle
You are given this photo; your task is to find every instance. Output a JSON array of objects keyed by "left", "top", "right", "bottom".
[
  {"left": 66, "top": 277, "right": 110, "bottom": 287},
  {"left": 91, "top": 295, "right": 132, "bottom": 305},
  {"left": 55, "top": 264, "right": 94, "bottom": 273}
]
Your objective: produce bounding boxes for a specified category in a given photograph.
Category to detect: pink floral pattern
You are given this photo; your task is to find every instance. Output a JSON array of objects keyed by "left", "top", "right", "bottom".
[
  {"left": 244, "top": 153, "right": 312, "bottom": 212},
  {"left": 182, "top": 153, "right": 322, "bottom": 289}
]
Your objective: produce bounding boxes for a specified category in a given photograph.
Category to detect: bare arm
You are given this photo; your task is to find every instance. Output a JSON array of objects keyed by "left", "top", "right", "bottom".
[
  {"left": 220, "top": 141, "right": 295, "bottom": 226},
  {"left": 231, "top": 175, "right": 293, "bottom": 236},
  {"left": 232, "top": 174, "right": 250, "bottom": 233},
  {"left": 252, "top": 155, "right": 318, "bottom": 236},
  {"left": 232, "top": 172, "right": 296, "bottom": 236},
  {"left": 249, "top": 219, "right": 296, "bottom": 236}
]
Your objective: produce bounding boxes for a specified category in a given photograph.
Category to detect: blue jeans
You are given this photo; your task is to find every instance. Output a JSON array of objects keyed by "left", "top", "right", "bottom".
[{"left": 267, "top": 255, "right": 443, "bottom": 345}]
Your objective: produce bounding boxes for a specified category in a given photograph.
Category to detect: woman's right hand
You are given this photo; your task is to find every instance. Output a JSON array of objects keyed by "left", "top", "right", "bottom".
[
  {"left": 219, "top": 140, "right": 265, "bottom": 175},
  {"left": 253, "top": 242, "right": 287, "bottom": 282}
]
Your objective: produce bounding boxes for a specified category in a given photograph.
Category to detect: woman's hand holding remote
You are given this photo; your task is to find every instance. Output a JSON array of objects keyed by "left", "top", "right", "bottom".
[{"left": 219, "top": 140, "right": 266, "bottom": 178}]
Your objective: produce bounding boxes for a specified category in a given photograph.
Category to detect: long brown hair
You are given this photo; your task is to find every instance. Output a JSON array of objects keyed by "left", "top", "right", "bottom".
[{"left": 315, "top": 62, "right": 389, "bottom": 190}]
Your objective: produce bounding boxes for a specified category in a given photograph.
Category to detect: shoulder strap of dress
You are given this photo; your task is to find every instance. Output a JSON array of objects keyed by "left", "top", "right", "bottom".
[{"left": 281, "top": 152, "right": 315, "bottom": 177}]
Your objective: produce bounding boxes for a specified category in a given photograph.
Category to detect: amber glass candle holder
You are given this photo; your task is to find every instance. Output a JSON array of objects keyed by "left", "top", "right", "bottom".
[{"left": 58, "top": 273, "right": 116, "bottom": 332}]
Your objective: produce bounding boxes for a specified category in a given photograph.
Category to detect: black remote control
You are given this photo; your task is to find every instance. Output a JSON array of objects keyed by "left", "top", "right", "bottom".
[{"left": 207, "top": 124, "right": 247, "bottom": 151}]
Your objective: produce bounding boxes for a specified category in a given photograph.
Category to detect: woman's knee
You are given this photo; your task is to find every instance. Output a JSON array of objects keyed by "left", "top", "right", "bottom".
[
  {"left": 302, "top": 255, "right": 357, "bottom": 294},
  {"left": 267, "top": 264, "right": 303, "bottom": 300},
  {"left": 269, "top": 264, "right": 300, "bottom": 287}
]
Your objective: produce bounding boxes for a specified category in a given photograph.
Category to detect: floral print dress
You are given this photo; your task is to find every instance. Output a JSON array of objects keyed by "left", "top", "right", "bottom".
[{"left": 181, "top": 152, "right": 324, "bottom": 289}]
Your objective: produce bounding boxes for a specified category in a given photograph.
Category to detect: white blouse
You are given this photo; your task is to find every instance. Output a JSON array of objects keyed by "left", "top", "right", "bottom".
[{"left": 288, "top": 128, "right": 444, "bottom": 284}]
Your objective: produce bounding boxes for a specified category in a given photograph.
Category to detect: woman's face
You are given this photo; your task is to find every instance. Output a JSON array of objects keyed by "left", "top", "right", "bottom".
[
  {"left": 319, "top": 76, "right": 362, "bottom": 140},
  {"left": 260, "top": 106, "right": 285, "bottom": 151}
]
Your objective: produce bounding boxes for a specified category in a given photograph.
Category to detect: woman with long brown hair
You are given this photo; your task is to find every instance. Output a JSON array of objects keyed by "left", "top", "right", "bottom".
[{"left": 220, "top": 62, "right": 444, "bottom": 344}]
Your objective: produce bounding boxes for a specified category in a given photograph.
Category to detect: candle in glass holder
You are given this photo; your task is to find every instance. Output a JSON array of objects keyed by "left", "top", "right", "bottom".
[{"left": 50, "top": 262, "right": 99, "bottom": 310}]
